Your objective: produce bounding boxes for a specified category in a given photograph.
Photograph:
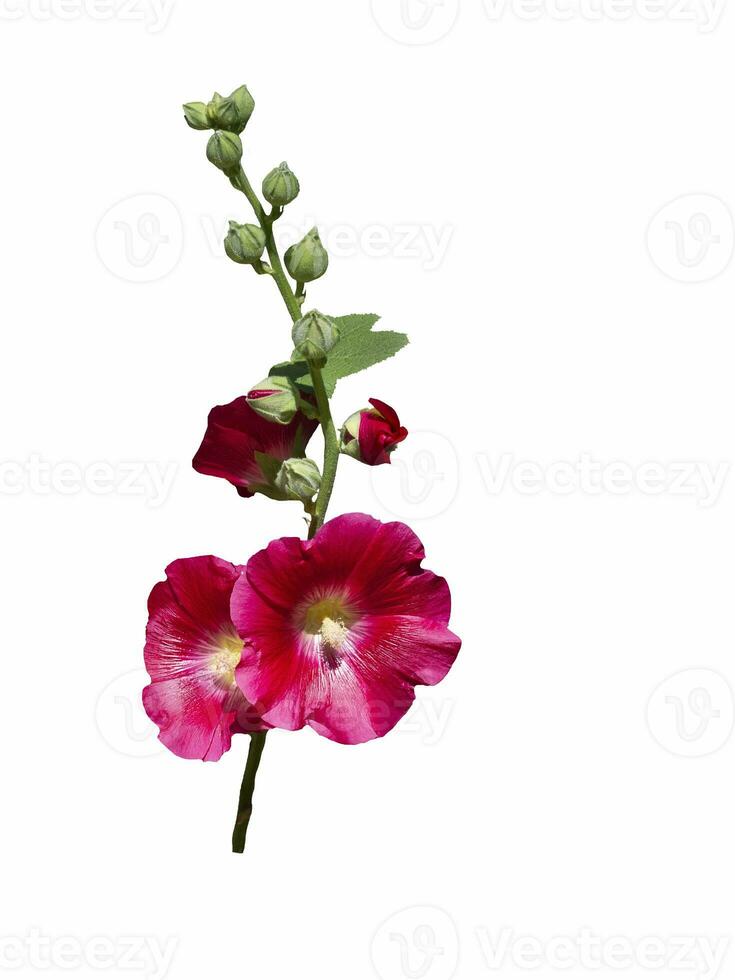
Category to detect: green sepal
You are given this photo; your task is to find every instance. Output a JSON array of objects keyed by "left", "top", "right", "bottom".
[
  {"left": 253, "top": 451, "right": 282, "bottom": 485},
  {"left": 249, "top": 452, "right": 290, "bottom": 502}
]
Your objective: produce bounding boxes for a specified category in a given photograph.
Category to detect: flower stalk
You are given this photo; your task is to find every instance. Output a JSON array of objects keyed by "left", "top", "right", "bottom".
[
  {"left": 227, "top": 162, "right": 341, "bottom": 849},
  {"left": 232, "top": 731, "right": 267, "bottom": 854},
  {"left": 307, "top": 364, "right": 339, "bottom": 538}
]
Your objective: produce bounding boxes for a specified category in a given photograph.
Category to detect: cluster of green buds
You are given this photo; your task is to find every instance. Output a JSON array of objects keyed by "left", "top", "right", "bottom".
[
  {"left": 184, "top": 85, "right": 255, "bottom": 134},
  {"left": 183, "top": 85, "right": 333, "bottom": 296},
  {"left": 184, "top": 86, "right": 252, "bottom": 178}
]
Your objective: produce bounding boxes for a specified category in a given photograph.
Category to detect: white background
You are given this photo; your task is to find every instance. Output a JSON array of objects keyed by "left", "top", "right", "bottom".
[{"left": 1, "top": 1, "right": 734, "bottom": 978}]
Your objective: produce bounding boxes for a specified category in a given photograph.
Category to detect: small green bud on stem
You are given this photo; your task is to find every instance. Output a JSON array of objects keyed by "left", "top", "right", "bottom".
[
  {"left": 207, "top": 131, "right": 243, "bottom": 173},
  {"left": 292, "top": 310, "right": 340, "bottom": 365},
  {"left": 274, "top": 458, "right": 322, "bottom": 504},
  {"left": 224, "top": 221, "right": 266, "bottom": 264},
  {"left": 262, "top": 162, "right": 300, "bottom": 207},
  {"left": 285, "top": 227, "right": 329, "bottom": 283},
  {"left": 183, "top": 102, "right": 210, "bottom": 130},
  {"left": 246, "top": 377, "right": 299, "bottom": 425}
]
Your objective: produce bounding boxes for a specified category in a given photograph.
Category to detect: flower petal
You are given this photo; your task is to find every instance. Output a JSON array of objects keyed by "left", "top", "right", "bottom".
[
  {"left": 230, "top": 514, "right": 461, "bottom": 744},
  {"left": 144, "top": 556, "right": 267, "bottom": 762},
  {"left": 193, "top": 396, "right": 318, "bottom": 495},
  {"left": 143, "top": 677, "right": 238, "bottom": 762}
]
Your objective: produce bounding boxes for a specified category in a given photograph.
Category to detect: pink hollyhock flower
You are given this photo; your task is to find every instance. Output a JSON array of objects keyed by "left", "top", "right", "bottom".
[
  {"left": 193, "top": 395, "right": 319, "bottom": 497},
  {"left": 230, "top": 513, "right": 460, "bottom": 745},
  {"left": 143, "top": 556, "right": 268, "bottom": 762},
  {"left": 340, "top": 398, "right": 408, "bottom": 466}
]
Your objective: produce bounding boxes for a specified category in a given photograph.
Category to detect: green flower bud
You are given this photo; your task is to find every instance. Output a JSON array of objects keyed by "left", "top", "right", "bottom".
[
  {"left": 205, "top": 92, "right": 225, "bottom": 127},
  {"left": 206, "top": 131, "right": 243, "bottom": 173},
  {"left": 224, "top": 221, "right": 266, "bottom": 264},
  {"left": 182, "top": 102, "right": 210, "bottom": 130},
  {"left": 292, "top": 310, "right": 340, "bottom": 364},
  {"left": 262, "top": 162, "right": 300, "bottom": 208},
  {"left": 274, "top": 458, "right": 322, "bottom": 503},
  {"left": 285, "top": 227, "right": 329, "bottom": 283},
  {"left": 205, "top": 86, "right": 255, "bottom": 134},
  {"left": 246, "top": 376, "right": 299, "bottom": 425}
]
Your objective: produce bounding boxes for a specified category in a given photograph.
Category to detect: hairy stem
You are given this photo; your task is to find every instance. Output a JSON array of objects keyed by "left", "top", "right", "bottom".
[{"left": 308, "top": 364, "right": 340, "bottom": 538}]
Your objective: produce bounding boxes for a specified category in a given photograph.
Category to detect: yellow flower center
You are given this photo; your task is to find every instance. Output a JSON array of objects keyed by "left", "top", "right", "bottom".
[
  {"left": 303, "top": 597, "right": 354, "bottom": 654},
  {"left": 209, "top": 634, "right": 244, "bottom": 688}
]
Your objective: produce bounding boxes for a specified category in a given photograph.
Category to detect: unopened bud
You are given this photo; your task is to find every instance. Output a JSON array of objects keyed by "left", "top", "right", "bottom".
[
  {"left": 205, "top": 86, "right": 255, "bottom": 134},
  {"left": 292, "top": 310, "right": 340, "bottom": 365},
  {"left": 340, "top": 399, "right": 408, "bottom": 466},
  {"left": 183, "top": 102, "right": 210, "bottom": 131},
  {"left": 246, "top": 376, "right": 299, "bottom": 425},
  {"left": 224, "top": 221, "right": 266, "bottom": 264},
  {"left": 262, "top": 162, "right": 300, "bottom": 207},
  {"left": 285, "top": 227, "right": 329, "bottom": 283},
  {"left": 206, "top": 131, "right": 243, "bottom": 173},
  {"left": 274, "top": 458, "right": 322, "bottom": 503}
]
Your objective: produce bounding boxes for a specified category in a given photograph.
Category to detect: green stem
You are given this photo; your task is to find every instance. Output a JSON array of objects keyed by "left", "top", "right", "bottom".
[
  {"left": 229, "top": 168, "right": 301, "bottom": 323},
  {"left": 228, "top": 164, "right": 341, "bottom": 538},
  {"left": 231, "top": 731, "right": 267, "bottom": 854},
  {"left": 225, "top": 165, "right": 340, "bottom": 851},
  {"left": 308, "top": 364, "right": 340, "bottom": 538}
]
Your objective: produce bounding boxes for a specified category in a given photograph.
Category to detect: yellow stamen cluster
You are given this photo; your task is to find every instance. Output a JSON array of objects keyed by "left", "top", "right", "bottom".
[
  {"left": 303, "top": 597, "right": 353, "bottom": 653},
  {"left": 209, "top": 634, "right": 244, "bottom": 688}
]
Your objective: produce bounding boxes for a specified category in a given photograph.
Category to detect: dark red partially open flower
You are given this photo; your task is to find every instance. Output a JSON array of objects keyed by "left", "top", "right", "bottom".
[
  {"left": 340, "top": 398, "right": 408, "bottom": 466},
  {"left": 193, "top": 395, "right": 319, "bottom": 497},
  {"left": 230, "top": 513, "right": 460, "bottom": 744}
]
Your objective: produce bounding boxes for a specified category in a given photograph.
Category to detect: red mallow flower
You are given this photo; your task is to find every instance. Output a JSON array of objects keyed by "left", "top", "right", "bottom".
[
  {"left": 193, "top": 395, "right": 319, "bottom": 497},
  {"left": 340, "top": 398, "right": 408, "bottom": 466},
  {"left": 230, "top": 513, "right": 460, "bottom": 744},
  {"left": 143, "top": 556, "right": 268, "bottom": 762}
]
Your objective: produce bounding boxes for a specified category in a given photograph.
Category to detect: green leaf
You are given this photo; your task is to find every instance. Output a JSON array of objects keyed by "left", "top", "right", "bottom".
[{"left": 271, "top": 314, "right": 409, "bottom": 397}]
